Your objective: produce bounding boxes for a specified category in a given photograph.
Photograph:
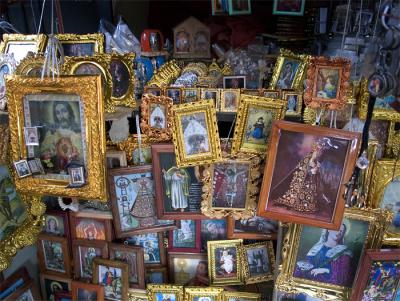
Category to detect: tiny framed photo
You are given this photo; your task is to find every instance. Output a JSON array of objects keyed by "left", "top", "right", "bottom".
[
  {"left": 144, "top": 87, "right": 162, "bottom": 96},
  {"left": 147, "top": 284, "right": 184, "bottom": 301},
  {"left": 228, "top": 0, "right": 251, "bottom": 15},
  {"left": 72, "top": 280, "right": 104, "bottom": 301},
  {"left": 69, "top": 212, "right": 114, "bottom": 241},
  {"left": 207, "top": 239, "right": 244, "bottom": 286},
  {"left": 222, "top": 292, "right": 261, "bottom": 301},
  {"left": 227, "top": 215, "right": 278, "bottom": 240},
  {"left": 13, "top": 160, "right": 31, "bottom": 178},
  {"left": 220, "top": 89, "right": 240, "bottom": 112},
  {"left": 125, "top": 232, "right": 167, "bottom": 266},
  {"left": 166, "top": 87, "right": 183, "bottom": 104},
  {"left": 44, "top": 209, "right": 70, "bottom": 239},
  {"left": 223, "top": 76, "right": 246, "bottom": 89},
  {"left": 257, "top": 120, "right": 361, "bottom": 230},
  {"left": 92, "top": 258, "right": 129, "bottom": 301},
  {"left": 201, "top": 89, "right": 221, "bottom": 106},
  {"left": 55, "top": 33, "right": 104, "bottom": 57},
  {"left": 168, "top": 252, "right": 209, "bottom": 286},
  {"left": 109, "top": 243, "right": 145, "bottom": 289},
  {"left": 184, "top": 287, "right": 224, "bottom": 301},
  {"left": 200, "top": 219, "right": 227, "bottom": 251},
  {"left": 282, "top": 91, "right": 303, "bottom": 116},
  {"left": 27, "top": 158, "right": 44, "bottom": 174},
  {"left": 40, "top": 273, "right": 71, "bottom": 301},
  {"left": 168, "top": 220, "right": 201, "bottom": 253},
  {"left": 68, "top": 166, "right": 85, "bottom": 186},
  {"left": 72, "top": 239, "right": 109, "bottom": 280},
  {"left": 38, "top": 233, "right": 71, "bottom": 277},
  {"left": 106, "top": 150, "right": 127, "bottom": 169},
  {"left": 183, "top": 88, "right": 200, "bottom": 103},
  {"left": 241, "top": 242, "right": 275, "bottom": 284},
  {"left": 211, "top": 0, "right": 227, "bottom": 15},
  {"left": 261, "top": 89, "right": 280, "bottom": 99},
  {"left": 146, "top": 267, "right": 169, "bottom": 285},
  {"left": 350, "top": 249, "right": 400, "bottom": 301},
  {"left": 171, "top": 99, "right": 222, "bottom": 167},
  {"left": 273, "top": 0, "right": 306, "bottom": 16},
  {"left": 24, "top": 126, "right": 39, "bottom": 146},
  {"left": 2, "top": 279, "right": 41, "bottom": 301}
]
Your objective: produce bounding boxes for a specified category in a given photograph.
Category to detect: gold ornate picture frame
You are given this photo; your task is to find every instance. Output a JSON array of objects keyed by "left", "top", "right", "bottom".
[
  {"left": 240, "top": 242, "right": 275, "bottom": 284},
  {"left": 55, "top": 33, "right": 104, "bottom": 56},
  {"left": 0, "top": 34, "right": 47, "bottom": 63},
  {"left": 14, "top": 53, "right": 47, "bottom": 77},
  {"left": 172, "top": 99, "right": 222, "bottom": 167},
  {"left": 220, "top": 89, "right": 241, "bottom": 112},
  {"left": 129, "top": 289, "right": 148, "bottom": 301},
  {"left": 147, "top": 284, "right": 184, "bottom": 301},
  {"left": 184, "top": 287, "right": 223, "bottom": 301},
  {"left": 6, "top": 75, "right": 107, "bottom": 200},
  {"left": 304, "top": 56, "right": 351, "bottom": 110},
  {"left": 222, "top": 292, "right": 261, "bottom": 301},
  {"left": 368, "top": 159, "right": 400, "bottom": 246},
  {"left": 207, "top": 239, "right": 244, "bottom": 286},
  {"left": 201, "top": 153, "right": 261, "bottom": 219},
  {"left": 269, "top": 48, "right": 309, "bottom": 91},
  {"left": 276, "top": 208, "right": 392, "bottom": 300},
  {"left": 231, "top": 95, "right": 286, "bottom": 155},
  {"left": 140, "top": 94, "right": 173, "bottom": 142}
]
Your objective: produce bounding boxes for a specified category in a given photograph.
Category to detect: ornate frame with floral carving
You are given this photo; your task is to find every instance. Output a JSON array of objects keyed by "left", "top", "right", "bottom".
[
  {"left": 146, "top": 60, "right": 181, "bottom": 88},
  {"left": 6, "top": 75, "right": 107, "bottom": 200},
  {"left": 147, "top": 284, "right": 184, "bottom": 301},
  {"left": 116, "top": 134, "right": 153, "bottom": 165},
  {"left": 55, "top": 33, "right": 104, "bottom": 56},
  {"left": 184, "top": 287, "right": 224, "bottom": 301},
  {"left": 240, "top": 242, "right": 275, "bottom": 284},
  {"left": 14, "top": 53, "right": 47, "bottom": 77},
  {"left": 0, "top": 34, "right": 47, "bottom": 62}
]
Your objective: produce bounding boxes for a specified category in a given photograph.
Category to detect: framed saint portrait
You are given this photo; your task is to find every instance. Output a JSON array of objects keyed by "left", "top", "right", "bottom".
[
  {"left": 146, "top": 267, "right": 168, "bottom": 285},
  {"left": 166, "top": 87, "right": 183, "bottom": 104},
  {"left": 37, "top": 234, "right": 71, "bottom": 277},
  {"left": 108, "top": 165, "right": 177, "bottom": 238},
  {"left": 207, "top": 239, "right": 244, "bottom": 286},
  {"left": 183, "top": 88, "right": 200, "bottom": 103},
  {"left": 71, "top": 281, "right": 104, "bottom": 301},
  {"left": 350, "top": 249, "right": 400, "bottom": 301},
  {"left": 109, "top": 243, "right": 145, "bottom": 289},
  {"left": 44, "top": 210, "right": 69, "bottom": 237},
  {"left": 72, "top": 239, "right": 108, "bottom": 280},
  {"left": 304, "top": 56, "right": 351, "bottom": 110},
  {"left": 0, "top": 34, "right": 47, "bottom": 63},
  {"left": 147, "top": 284, "right": 184, "bottom": 301},
  {"left": 184, "top": 287, "right": 224, "bottom": 301},
  {"left": 168, "top": 220, "right": 201, "bottom": 253},
  {"left": 276, "top": 208, "right": 391, "bottom": 300},
  {"left": 231, "top": 95, "right": 286, "bottom": 155},
  {"left": 201, "top": 89, "right": 221, "bottom": 107},
  {"left": 222, "top": 292, "right": 261, "bottom": 301},
  {"left": 228, "top": 0, "right": 251, "bottom": 15},
  {"left": 69, "top": 212, "right": 113, "bottom": 241},
  {"left": 200, "top": 219, "right": 227, "bottom": 251},
  {"left": 282, "top": 91, "right": 303, "bottom": 116},
  {"left": 258, "top": 121, "right": 361, "bottom": 230},
  {"left": 40, "top": 273, "right": 71, "bottom": 301},
  {"left": 55, "top": 33, "right": 104, "bottom": 57},
  {"left": 125, "top": 232, "right": 167, "bottom": 266},
  {"left": 240, "top": 242, "right": 275, "bottom": 284},
  {"left": 167, "top": 252, "right": 209, "bottom": 286},
  {"left": 6, "top": 75, "right": 107, "bottom": 200},
  {"left": 220, "top": 89, "right": 240, "bottom": 112},
  {"left": 172, "top": 99, "right": 222, "bottom": 167},
  {"left": 0, "top": 53, "right": 16, "bottom": 111},
  {"left": 269, "top": 49, "right": 309, "bottom": 91},
  {"left": 273, "top": 0, "right": 305, "bottom": 16},
  {"left": 140, "top": 94, "right": 173, "bottom": 142},
  {"left": 227, "top": 216, "right": 278, "bottom": 240},
  {"left": 223, "top": 76, "right": 246, "bottom": 89},
  {"left": 2, "top": 279, "right": 41, "bottom": 301},
  {"left": 201, "top": 154, "right": 261, "bottom": 219},
  {"left": 151, "top": 144, "right": 205, "bottom": 220},
  {"left": 92, "top": 258, "right": 129, "bottom": 301}
]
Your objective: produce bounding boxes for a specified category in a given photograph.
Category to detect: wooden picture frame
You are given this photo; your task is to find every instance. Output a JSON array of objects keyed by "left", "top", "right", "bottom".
[
  {"left": 304, "top": 56, "right": 351, "bottom": 110},
  {"left": 232, "top": 95, "right": 286, "bottom": 155},
  {"left": 282, "top": 91, "right": 303, "bottom": 116},
  {"left": 92, "top": 258, "right": 129, "bottom": 301},
  {"left": 168, "top": 220, "right": 202, "bottom": 253},
  {"left": 3, "top": 279, "right": 41, "bottom": 301},
  {"left": 40, "top": 273, "right": 71, "bottom": 301},
  {"left": 69, "top": 211, "right": 113, "bottom": 241},
  {"left": 0, "top": 267, "right": 30, "bottom": 297},
  {"left": 240, "top": 242, "right": 275, "bottom": 284},
  {"left": 140, "top": 94, "right": 173, "bottom": 142},
  {"left": 72, "top": 239, "right": 109, "bottom": 280},
  {"left": 147, "top": 284, "right": 184, "bottom": 301},
  {"left": 258, "top": 120, "right": 361, "bottom": 230},
  {"left": 145, "top": 267, "right": 169, "bottom": 285},
  {"left": 167, "top": 252, "right": 209, "bottom": 286},
  {"left": 37, "top": 233, "right": 71, "bottom": 277},
  {"left": 184, "top": 287, "right": 224, "bottom": 301},
  {"left": 151, "top": 144, "right": 206, "bottom": 220},
  {"left": 125, "top": 232, "right": 167, "bottom": 266},
  {"left": 350, "top": 249, "right": 400, "bottom": 301},
  {"left": 109, "top": 243, "right": 145, "bottom": 289},
  {"left": 0, "top": 34, "right": 47, "bottom": 63},
  {"left": 72, "top": 280, "right": 104, "bottom": 301},
  {"left": 44, "top": 210, "right": 70, "bottom": 239},
  {"left": 108, "top": 165, "right": 177, "bottom": 238},
  {"left": 55, "top": 33, "right": 104, "bottom": 57},
  {"left": 106, "top": 150, "right": 128, "bottom": 169},
  {"left": 171, "top": 99, "right": 222, "bottom": 167},
  {"left": 219, "top": 89, "right": 241, "bottom": 112},
  {"left": 227, "top": 216, "right": 278, "bottom": 240},
  {"left": 273, "top": 0, "right": 305, "bottom": 16}
]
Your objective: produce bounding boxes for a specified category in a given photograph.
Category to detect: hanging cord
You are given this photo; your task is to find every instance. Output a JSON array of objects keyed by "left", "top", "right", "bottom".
[
  {"left": 30, "top": 0, "right": 38, "bottom": 33},
  {"left": 0, "top": 21, "right": 21, "bottom": 34},
  {"left": 373, "top": 0, "right": 383, "bottom": 39},
  {"left": 224, "top": 115, "right": 237, "bottom": 153},
  {"left": 37, "top": 0, "right": 46, "bottom": 34},
  {"left": 354, "top": 0, "right": 363, "bottom": 78},
  {"left": 340, "top": 0, "right": 352, "bottom": 56}
]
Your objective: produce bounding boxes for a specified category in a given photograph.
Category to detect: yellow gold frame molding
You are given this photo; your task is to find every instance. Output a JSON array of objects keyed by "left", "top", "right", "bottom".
[
  {"left": 55, "top": 33, "right": 104, "bottom": 54},
  {"left": 184, "top": 287, "right": 223, "bottom": 301},
  {"left": 147, "top": 284, "right": 184, "bottom": 301},
  {"left": 6, "top": 75, "right": 107, "bottom": 200},
  {"left": 240, "top": 242, "right": 275, "bottom": 284},
  {"left": 222, "top": 292, "right": 261, "bottom": 301},
  {"left": 0, "top": 34, "right": 47, "bottom": 59},
  {"left": 14, "top": 53, "right": 47, "bottom": 77}
]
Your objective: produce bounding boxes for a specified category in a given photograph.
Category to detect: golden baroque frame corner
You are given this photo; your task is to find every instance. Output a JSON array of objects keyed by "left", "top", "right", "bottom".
[
  {"left": 172, "top": 99, "right": 222, "bottom": 167},
  {"left": 0, "top": 34, "right": 47, "bottom": 60},
  {"left": 276, "top": 208, "right": 392, "bottom": 300},
  {"left": 146, "top": 60, "right": 181, "bottom": 88},
  {"left": 184, "top": 287, "right": 223, "bottom": 301},
  {"left": 201, "top": 153, "right": 262, "bottom": 219},
  {"left": 129, "top": 289, "right": 148, "bottom": 301},
  {"left": 55, "top": 33, "right": 104, "bottom": 55},
  {"left": 110, "top": 52, "right": 136, "bottom": 108},
  {"left": 147, "top": 284, "right": 184, "bottom": 301},
  {"left": 232, "top": 94, "right": 286, "bottom": 155},
  {"left": 116, "top": 134, "right": 152, "bottom": 165},
  {"left": 269, "top": 48, "right": 310, "bottom": 91},
  {"left": 368, "top": 159, "right": 400, "bottom": 246},
  {"left": 140, "top": 94, "right": 173, "bottom": 141},
  {"left": 6, "top": 75, "right": 107, "bottom": 200},
  {"left": 14, "top": 53, "right": 47, "bottom": 77}
]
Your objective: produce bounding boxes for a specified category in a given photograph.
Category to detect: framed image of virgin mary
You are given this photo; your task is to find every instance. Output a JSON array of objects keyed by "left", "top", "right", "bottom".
[{"left": 258, "top": 121, "right": 360, "bottom": 230}]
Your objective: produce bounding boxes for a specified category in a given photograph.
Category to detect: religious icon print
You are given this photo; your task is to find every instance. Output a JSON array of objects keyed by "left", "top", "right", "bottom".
[
  {"left": 172, "top": 220, "right": 196, "bottom": 248},
  {"left": 114, "top": 250, "right": 139, "bottom": 285},
  {"left": 110, "top": 59, "right": 130, "bottom": 98},
  {"left": 75, "top": 218, "right": 106, "bottom": 240},
  {"left": 127, "top": 233, "right": 161, "bottom": 264},
  {"left": 181, "top": 112, "right": 210, "bottom": 156},
  {"left": 241, "top": 106, "right": 273, "bottom": 152},
  {"left": 44, "top": 214, "right": 65, "bottom": 236},
  {"left": 78, "top": 246, "right": 102, "bottom": 279},
  {"left": 62, "top": 43, "right": 95, "bottom": 57},
  {"left": 215, "top": 247, "right": 238, "bottom": 279},
  {"left": 276, "top": 59, "right": 300, "bottom": 89},
  {"left": 246, "top": 245, "right": 270, "bottom": 277},
  {"left": 150, "top": 103, "right": 166, "bottom": 129},
  {"left": 98, "top": 265, "right": 123, "bottom": 301},
  {"left": 314, "top": 68, "right": 340, "bottom": 100},
  {"left": 379, "top": 176, "right": 400, "bottom": 235},
  {"left": 42, "top": 240, "right": 65, "bottom": 273}
]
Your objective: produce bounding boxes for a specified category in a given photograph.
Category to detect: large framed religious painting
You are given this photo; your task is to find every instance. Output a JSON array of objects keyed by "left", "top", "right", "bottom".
[
  {"left": 151, "top": 144, "right": 205, "bottom": 220},
  {"left": 171, "top": 99, "right": 222, "bottom": 167},
  {"left": 269, "top": 48, "right": 309, "bottom": 91},
  {"left": 6, "top": 75, "right": 107, "bottom": 200},
  {"left": 231, "top": 95, "right": 286, "bottom": 155},
  {"left": 0, "top": 34, "right": 47, "bottom": 63},
  {"left": 147, "top": 284, "right": 184, "bottom": 301},
  {"left": 258, "top": 121, "right": 361, "bottom": 230},
  {"left": 350, "top": 249, "right": 400, "bottom": 301},
  {"left": 55, "top": 33, "right": 104, "bottom": 57},
  {"left": 108, "top": 166, "right": 177, "bottom": 238},
  {"left": 275, "top": 208, "right": 392, "bottom": 300},
  {"left": 369, "top": 159, "right": 400, "bottom": 246}
]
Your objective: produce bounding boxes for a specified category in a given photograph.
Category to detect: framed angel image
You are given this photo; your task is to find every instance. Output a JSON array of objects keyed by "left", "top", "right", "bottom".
[{"left": 258, "top": 121, "right": 360, "bottom": 230}]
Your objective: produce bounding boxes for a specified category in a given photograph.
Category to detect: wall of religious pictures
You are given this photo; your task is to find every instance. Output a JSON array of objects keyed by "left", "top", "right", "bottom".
[{"left": 0, "top": 1, "right": 400, "bottom": 301}]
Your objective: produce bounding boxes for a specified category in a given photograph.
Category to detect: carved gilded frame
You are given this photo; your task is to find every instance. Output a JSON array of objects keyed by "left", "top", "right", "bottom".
[
  {"left": 146, "top": 60, "right": 181, "bottom": 88},
  {"left": 184, "top": 287, "right": 224, "bottom": 301},
  {"left": 231, "top": 95, "right": 286, "bottom": 155},
  {"left": 222, "top": 292, "right": 260, "bottom": 301},
  {"left": 55, "top": 33, "right": 104, "bottom": 55},
  {"left": 276, "top": 208, "right": 392, "bottom": 300},
  {"left": 110, "top": 52, "right": 136, "bottom": 108},
  {"left": 201, "top": 153, "right": 261, "bottom": 219},
  {"left": 368, "top": 159, "right": 400, "bottom": 246},
  {"left": 0, "top": 53, "right": 17, "bottom": 111},
  {"left": 14, "top": 53, "right": 47, "bottom": 77},
  {"left": 116, "top": 135, "right": 153, "bottom": 165},
  {"left": 240, "top": 242, "right": 275, "bottom": 284},
  {"left": 171, "top": 99, "right": 222, "bottom": 167},
  {"left": 140, "top": 94, "right": 173, "bottom": 142},
  {"left": 129, "top": 289, "right": 148, "bottom": 301},
  {"left": 269, "top": 48, "right": 309, "bottom": 91},
  {"left": 0, "top": 34, "right": 47, "bottom": 62},
  {"left": 146, "top": 284, "right": 184, "bottom": 301},
  {"left": 6, "top": 75, "right": 107, "bottom": 200}
]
